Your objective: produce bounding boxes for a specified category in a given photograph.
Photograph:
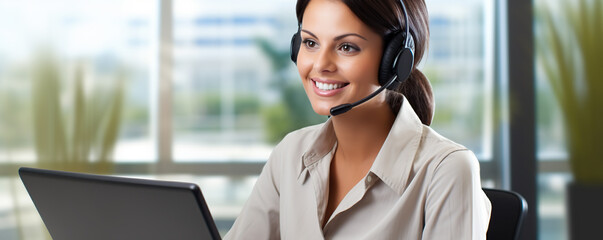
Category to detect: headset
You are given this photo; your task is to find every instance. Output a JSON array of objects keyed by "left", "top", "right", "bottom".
[{"left": 289, "top": 0, "right": 415, "bottom": 116}]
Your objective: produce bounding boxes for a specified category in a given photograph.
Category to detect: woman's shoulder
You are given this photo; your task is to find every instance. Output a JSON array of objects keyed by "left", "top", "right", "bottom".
[
  {"left": 420, "top": 126, "right": 468, "bottom": 154},
  {"left": 409, "top": 126, "right": 483, "bottom": 188},
  {"left": 416, "top": 125, "right": 479, "bottom": 171}
]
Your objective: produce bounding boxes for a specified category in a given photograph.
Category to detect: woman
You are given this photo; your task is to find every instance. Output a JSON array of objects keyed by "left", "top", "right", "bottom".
[{"left": 225, "top": 0, "right": 491, "bottom": 239}]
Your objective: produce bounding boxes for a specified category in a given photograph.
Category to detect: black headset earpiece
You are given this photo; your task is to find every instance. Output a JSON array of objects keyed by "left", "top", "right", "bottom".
[
  {"left": 290, "top": 26, "right": 301, "bottom": 64},
  {"left": 378, "top": 30, "right": 415, "bottom": 90}
]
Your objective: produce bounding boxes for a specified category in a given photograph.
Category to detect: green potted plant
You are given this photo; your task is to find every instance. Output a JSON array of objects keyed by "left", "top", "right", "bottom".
[
  {"left": 31, "top": 52, "right": 125, "bottom": 174},
  {"left": 536, "top": 0, "right": 603, "bottom": 239}
]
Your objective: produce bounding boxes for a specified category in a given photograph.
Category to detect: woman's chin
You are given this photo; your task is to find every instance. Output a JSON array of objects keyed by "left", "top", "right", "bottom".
[
  {"left": 312, "top": 108, "right": 331, "bottom": 116},
  {"left": 310, "top": 103, "right": 336, "bottom": 116}
]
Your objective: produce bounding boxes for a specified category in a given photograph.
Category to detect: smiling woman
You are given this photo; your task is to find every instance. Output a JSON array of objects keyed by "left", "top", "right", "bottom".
[{"left": 224, "top": 0, "right": 491, "bottom": 239}]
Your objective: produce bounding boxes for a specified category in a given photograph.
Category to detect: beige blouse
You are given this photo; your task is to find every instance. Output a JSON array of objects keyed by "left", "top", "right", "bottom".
[{"left": 225, "top": 98, "right": 491, "bottom": 239}]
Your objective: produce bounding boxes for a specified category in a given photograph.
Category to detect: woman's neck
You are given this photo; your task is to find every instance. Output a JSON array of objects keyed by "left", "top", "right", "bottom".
[
  {"left": 321, "top": 98, "right": 396, "bottom": 228},
  {"left": 331, "top": 100, "right": 396, "bottom": 165}
]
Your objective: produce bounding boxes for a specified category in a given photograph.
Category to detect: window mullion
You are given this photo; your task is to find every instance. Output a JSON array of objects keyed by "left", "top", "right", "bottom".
[{"left": 157, "top": 0, "right": 174, "bottom": 169}]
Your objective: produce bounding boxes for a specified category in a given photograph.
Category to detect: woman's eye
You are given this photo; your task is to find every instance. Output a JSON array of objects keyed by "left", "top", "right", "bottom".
[
  {"left": 302, "top": 39, "right": 317, "bottom": 49},
  {"left": 338, "top": 43, "right": 359, "bottom": 53}
]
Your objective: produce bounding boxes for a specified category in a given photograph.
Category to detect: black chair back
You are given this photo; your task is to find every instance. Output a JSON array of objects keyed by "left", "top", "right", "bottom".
[{"left": 483, "top": 188, "right": 528, "bottom": 240}]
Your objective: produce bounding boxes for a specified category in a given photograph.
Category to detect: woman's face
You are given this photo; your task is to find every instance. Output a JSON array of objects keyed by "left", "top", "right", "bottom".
[{"left": 297, "top": 0, "right": 384, "bottom": 116}]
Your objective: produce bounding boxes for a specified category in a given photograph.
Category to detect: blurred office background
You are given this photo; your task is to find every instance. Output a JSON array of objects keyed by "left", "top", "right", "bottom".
[{"left": 0, "top": 0, "right": 597, "bottom": 239}]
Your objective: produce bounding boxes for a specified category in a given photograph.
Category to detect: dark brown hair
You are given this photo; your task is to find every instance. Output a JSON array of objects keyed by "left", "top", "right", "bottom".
[{"left": 296, "top": 0, "right": 433, "bottom": 125}]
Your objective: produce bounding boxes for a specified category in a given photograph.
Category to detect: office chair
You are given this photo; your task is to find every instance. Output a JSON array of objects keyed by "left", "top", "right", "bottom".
[{"left": 483, "top": 188, "right": 528, "bottom": 240}]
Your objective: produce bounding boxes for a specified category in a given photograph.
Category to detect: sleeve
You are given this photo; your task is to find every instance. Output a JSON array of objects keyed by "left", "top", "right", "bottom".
[
  {"left": 223, "top": 144, "right": 283, "bottom": 240},
  {"left": 422, "top": 150, "right": 492, "bottom": 240}
]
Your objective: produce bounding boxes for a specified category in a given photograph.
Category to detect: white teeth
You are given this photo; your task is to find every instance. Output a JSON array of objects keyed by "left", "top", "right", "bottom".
[{"left": 315, "top": 81, "right": 344, "bottom": 91}]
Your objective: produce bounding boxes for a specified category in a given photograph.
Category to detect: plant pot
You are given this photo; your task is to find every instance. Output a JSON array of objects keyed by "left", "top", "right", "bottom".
[{"left": 567, "top": 182, "right": 603, "bottom": 240}]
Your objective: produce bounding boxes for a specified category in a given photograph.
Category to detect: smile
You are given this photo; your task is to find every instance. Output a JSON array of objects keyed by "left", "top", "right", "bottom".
[
  {"left": 311, "top": 79, "right": 349, "bottom": 97},
  {"left": 312, "top": 79, "right": 349, "bottom": 91}
]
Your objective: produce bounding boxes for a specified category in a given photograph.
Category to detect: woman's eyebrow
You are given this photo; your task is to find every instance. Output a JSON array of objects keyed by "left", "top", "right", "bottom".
[
  {"left": 301, "top": 29, "right": 319, "bottom": 39},
  {"left": 334, "top": 33, "right": 367, "bottom": 41},
  {"left": 301, "top": 29, "right": 368, "bottom": 41}
]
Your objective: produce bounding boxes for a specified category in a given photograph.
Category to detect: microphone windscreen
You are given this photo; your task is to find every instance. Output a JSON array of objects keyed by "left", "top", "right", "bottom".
[{"left": 330, "top": 104, "right": 354, "bottom": 116}]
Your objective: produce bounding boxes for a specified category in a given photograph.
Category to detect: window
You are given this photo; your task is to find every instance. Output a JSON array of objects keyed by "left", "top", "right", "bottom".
[
  {"left": 426, "top": 0, "right": 494, "bottom": 161},
  {"left": 0, "top": 1, "right": 157, "bottom": 238},
  {"left": 171, "top": 0, "right": 299, "bottom": 162},
  {"left": 0, "top": 0, "right": 157, "bottom": 164}
]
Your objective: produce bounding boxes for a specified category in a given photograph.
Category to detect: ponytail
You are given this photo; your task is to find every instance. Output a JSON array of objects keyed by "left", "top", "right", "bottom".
[
  {"left": 385, "top": 0, "right": 433, "bottom": 125},
  {"left": 387, "top": 69, "right": 434, "bottom": 125}
]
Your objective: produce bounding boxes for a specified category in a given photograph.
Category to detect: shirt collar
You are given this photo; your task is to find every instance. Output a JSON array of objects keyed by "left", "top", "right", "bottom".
[
  {"left": 298, "top": 97, "right": 424, "bottom": 195},
  {"left": 370, "top": 97, "right": 424, "bottom": 195},
  {"left": 296, "top": 118, "right": 336, "bottom": 184},
  {"left": 301, "top": 117, "right": 337, "bottom": 169}
]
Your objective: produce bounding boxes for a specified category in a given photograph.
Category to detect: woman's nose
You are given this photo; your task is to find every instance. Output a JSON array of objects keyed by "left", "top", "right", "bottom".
[{"left": 313, "top": 48, "right": 337, "bottom": 73}]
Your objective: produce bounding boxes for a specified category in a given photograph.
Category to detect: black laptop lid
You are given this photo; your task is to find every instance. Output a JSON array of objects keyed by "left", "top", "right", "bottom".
[{"left": 19, "top": 167, "right": 221, "bottom": 240}]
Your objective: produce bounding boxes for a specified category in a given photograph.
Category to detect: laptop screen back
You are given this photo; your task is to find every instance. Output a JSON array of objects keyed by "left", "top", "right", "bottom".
[{"left": 19, "top": 167, "right": 221, "bottom": 240}]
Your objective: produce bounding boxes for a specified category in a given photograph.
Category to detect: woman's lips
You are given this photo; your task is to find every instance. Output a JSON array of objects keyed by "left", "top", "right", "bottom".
[{"left": 311, "top": 78, "right": 349, "bottom": 97}]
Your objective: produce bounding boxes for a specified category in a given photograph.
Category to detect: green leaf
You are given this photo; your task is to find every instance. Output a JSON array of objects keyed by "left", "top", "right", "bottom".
[{"left": 537, "top": 0, "right": 603, "bottom": 183}]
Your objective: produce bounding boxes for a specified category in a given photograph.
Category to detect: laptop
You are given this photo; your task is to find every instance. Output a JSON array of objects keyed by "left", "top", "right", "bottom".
[{"left": 19, "top": 167, "right": 222, "bottom": 240}]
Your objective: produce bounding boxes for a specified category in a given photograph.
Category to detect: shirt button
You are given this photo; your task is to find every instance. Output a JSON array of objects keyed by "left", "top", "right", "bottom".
[{"left": 366, "top": 175, "right": 373, "bottom": 183}]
